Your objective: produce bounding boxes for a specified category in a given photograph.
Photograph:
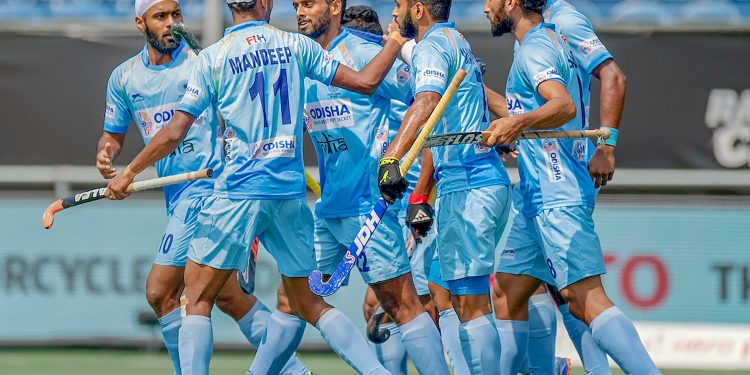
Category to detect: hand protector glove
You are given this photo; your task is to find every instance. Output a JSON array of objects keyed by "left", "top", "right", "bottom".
[
  {"left": 378, "top": 157, "right": 408, "bottom": 204},
  {"left": 406, "top": 193, "right": 434, "bottom": 241}
]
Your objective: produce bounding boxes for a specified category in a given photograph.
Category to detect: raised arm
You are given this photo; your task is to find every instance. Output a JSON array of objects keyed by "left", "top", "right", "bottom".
[
  {"left": 330, "top": 34, "right": 406, "bottom": 95},
  {"left": 95, "top": 132, "right": 126, "bottom": 179},
  {"left": 105, "top": 111, "right": 196, "bottom": 199}
]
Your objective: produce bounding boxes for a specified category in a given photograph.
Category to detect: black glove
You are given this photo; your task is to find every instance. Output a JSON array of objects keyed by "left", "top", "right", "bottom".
[
  {"left": 406, "top": 193, "right": 434, "bottom": 238},
  {"left": 495, "top": 141, "right": 517, "bottom": 157},
  {"left": 378, "top": 157, "right": 408, "bottom": 204}
]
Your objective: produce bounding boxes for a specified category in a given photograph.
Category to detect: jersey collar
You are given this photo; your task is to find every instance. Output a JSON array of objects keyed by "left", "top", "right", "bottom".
[
  {"left": 140, "top": 40, "right": 186, "bottom": 70},
  {"left": 327, "top": 28, "right": 350, "bottom": 51},
  {"left": 344, "top": 27, "right": 385, "bottom": 46},
  {"left": 521, "top": 22, "right": 555, "bottom": 44},
  {"left": 423, "top": 21, "right": 455, "bottom": 40},
  {"left": 224, "top": 20, "right": 269, "bottom": 36}
]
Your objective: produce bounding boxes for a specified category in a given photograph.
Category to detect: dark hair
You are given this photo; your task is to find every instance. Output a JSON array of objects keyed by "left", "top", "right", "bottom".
[
  {"left": 342, "top": 5, "right": 383, "bottom": 34},
  {"left": 519, "top": 0, "right": 546, "bottom": 14},
  {"left": 411, "top": 0, "right": 451, "bottom": 22},
  {"left": 228, "top": 1, "right": 258, "bottom": 13}
]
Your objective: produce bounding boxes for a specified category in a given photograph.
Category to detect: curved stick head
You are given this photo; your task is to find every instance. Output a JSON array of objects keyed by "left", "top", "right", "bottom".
[
  {"left": 42, "top": 200, "right": 63, "bottom": 229},
  {"left": 308, "top": 270, "right": 335, "bottom": 297},
  {"left": 366, "top": 309, "right": 391, "bottom": 344},
  {"left": 170, "top": 22, "right": 187, "bottom": 42}
]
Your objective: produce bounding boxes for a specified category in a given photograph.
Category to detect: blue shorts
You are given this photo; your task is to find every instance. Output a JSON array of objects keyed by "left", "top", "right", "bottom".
[
  {"left": 401, "top": 215, "right": 437, "bottom": 296},
  {"left": 435, "top": 184, "right": 511, "bottom": 281},
  {"left": 315, "top": 209, "right": 411, "bottom": 285},
  {"left": 188, "top": 197, "right": 315, "bottom": 278},
  {"left": 496, "top": 204, "right": 606, "bottom": 289},
  {"left": 428, "top": 258, "right": 449, "bottom": 290},
  {"left": 154, "top": 197, "right": 206, "bottom": 267}
]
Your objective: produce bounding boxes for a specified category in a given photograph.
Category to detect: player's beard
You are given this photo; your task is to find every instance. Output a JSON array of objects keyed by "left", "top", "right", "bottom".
[
  {"left": 490, "top": 13, "right": 513, "bottom": 37},
  {"left": 399, "top": 12, "right": 417, "bottom": 39},
  {"left": 299, "top": 12, "right": 331, "bottom": 40},
  {"left": 145, "top": 24, "right": 180, "bottom": 55}
]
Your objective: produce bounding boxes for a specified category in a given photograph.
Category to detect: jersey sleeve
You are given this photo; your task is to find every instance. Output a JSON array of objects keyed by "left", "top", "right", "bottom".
[
  {"left": 295, "top": 34, "right": 340, "bottom": 85},
  {"left": 103, "top": 68, "right": 132, "bottom": 134},
  {"left": 177, "top": 50, "right": 215, "bottom": 118},
  {"left": 411, "top": 39, "right": 452, "bottom": 96},
  {"left": 518, "top": 40, "right": 566, "bottom": 92},
  {"left": 556, "top": 11, "right": 612, "bottom": 75},
  {"left": 352, "top": 43, "right": 414, "bottom": 105}
]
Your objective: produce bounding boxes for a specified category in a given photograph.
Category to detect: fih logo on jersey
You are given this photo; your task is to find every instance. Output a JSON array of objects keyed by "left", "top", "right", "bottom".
[
  {"left": 354, "top": 209, "right": 382, "bottom": 254},
  {"left": 543, "top": 139, "right": 566, "bottom": 183},
  {"left": 705, "top": 89, "right": 750, "bottom": 168},
  {"left": 245, "top": 34, "right": 268, "bottom": 46}
]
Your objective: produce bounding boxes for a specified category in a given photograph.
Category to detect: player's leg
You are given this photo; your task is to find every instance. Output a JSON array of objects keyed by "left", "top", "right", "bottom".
[
  {"left": 260, "top": 198, "right": 390, "bottom": 374},
  {"left": 342, "top": 210, "right": 448, "bottom": 375},
  {"left": 429, "top": 260, "right": 471, "bottom": 375},
  {"left": 525, "top": 284, "right": 559, "bottom": 375},
  {"left": 147, "top": 197, "right": 204, "bottom": 374},
  {"left": 438, "top": 185, "right": 510, "bottom": 375},
  {"left": 364, "top": 287, "right": 408, "bottom": 375},
  {"left": 404, "top": 217, "right": 439, "bottom": 323},
  {"left": 548, "top": 285, "right": 612, "bottom": 375},
  {"left": 215, "top": 273, "right": 309, "bottom": 375},
  {"left": 494, "top": 199, "right": 555, "bottom": 375},
  {"left": 539, "top": 206, "right": 659, "bottom": 374}
]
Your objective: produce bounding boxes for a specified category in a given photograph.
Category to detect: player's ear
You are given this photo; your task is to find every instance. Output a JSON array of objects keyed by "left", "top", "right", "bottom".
[
  {"left": 413, "top": 1, "right": 425, "bottom": 21},
  {"left": 135, "top": 16, "right": 146, "bottom": 33},
  {"left": 331, "top": 0, "right": 343, "bottom": 18}
]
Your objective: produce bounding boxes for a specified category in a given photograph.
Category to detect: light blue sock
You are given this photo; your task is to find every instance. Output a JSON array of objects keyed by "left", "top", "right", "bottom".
[
  {"left": 244, "top": 307, "right": 307, "bottom": 375},
  {"left": 458, "top": 314, "right": 501, "bottom": 374},
  {"left": 559, "top": 304, "right": 612, "bottom": 375},
  {"left": 369, "top": 322, "right": 407, "bottom": 375},
  {"left": 178, "top": 315, "right": 213, "bottom": 375},
  {"left": 526, "top": 294, "right": 557, "bottom": 375},
  {"left": 316, "top": 308, "right": 390, "bottom": 375},
  {"left": 590, "top": 306, "right": 660, "bottom": 375},
  {"left": 438, "top": 309, "right": 471, "bottom": 375},
  {"left": 159, "top": 307, "right": 183, "bottom": 375},
  {"left": 496, "top": 319, "right": 529, "bottom": 375},
  {"left": 399, "top": 312, "right": 450, "bottom": 374}
]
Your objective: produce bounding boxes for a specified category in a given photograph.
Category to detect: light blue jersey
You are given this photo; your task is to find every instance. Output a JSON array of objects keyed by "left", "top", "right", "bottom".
[
  {"left": 103, "top": 42, "right": 222, "bottom": 214},
  {"left": 544, "top": 0, "right": 613, "bottom": 159},
  {"left": 411, "top": 22, "right": 510, "bottom": 196},
  {"left": 506, "top": 23, "right": 594, "bottom": 217},
  {"left": 177, "top": 21, "right": 340, "bottom": 199},
  {"left": 304, "top": 29, "right": 413, "bottom": 218}
]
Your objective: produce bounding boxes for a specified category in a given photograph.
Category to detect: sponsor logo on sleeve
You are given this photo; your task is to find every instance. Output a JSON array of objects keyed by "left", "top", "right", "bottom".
[
  {"left": 416, "top": 68, "right": 447, "bottom": 88},
  {"left": 533, "top": 67, "right": 563, "bottom": 87},
  {"left": 185, "top": 85, "right": 200, "bottom": 100},
  {"left": 306, "top": 98, "right": 355, "bottom": 132},
  {"left": 543, "top": 139, "right": 566, "bottom": 183},
  {"left": 506, "top": 94, "right": 525, "bottom": 116},
  {"left": 573, "top": 139, "right": 587, "bottom": 162},
  {"left": 578, "top": 37, "right": 603, "bottom": 56},
  {"left": 248, "top": 135, "right": 296, "bottom": 160},
  {"left": 105, "top": 103, "right": 116, "bottom": 120}
]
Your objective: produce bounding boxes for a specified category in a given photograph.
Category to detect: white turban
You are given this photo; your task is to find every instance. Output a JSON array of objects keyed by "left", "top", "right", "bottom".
[{"left": 135, "top": 0, "right": 181, "bottom": 17}]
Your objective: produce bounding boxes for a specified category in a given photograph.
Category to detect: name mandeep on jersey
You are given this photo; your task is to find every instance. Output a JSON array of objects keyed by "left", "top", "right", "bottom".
[{"left": 177, "top": 21, "right": 340, "bottom": 200}]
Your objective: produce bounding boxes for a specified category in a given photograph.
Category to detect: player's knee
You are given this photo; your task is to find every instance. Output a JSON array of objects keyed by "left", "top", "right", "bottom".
[{"left": 145, "top": 285, "right": 180, "bottom": 314}]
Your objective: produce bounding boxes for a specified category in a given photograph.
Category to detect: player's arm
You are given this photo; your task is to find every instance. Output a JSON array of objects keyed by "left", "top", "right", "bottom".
[
  {"left": 95, "top": 132, "right": 126, "bottom": 179},
  {"left": 384, "top": 91, "right": 440, "bottom": 160},
  {"left": 330, "top": 34, "right": 406, "bottom": 95},
  {"left": 485, "top": 80, "right": 576, "bottom": 146},
  {"left": 105, "top": 112, "right": 196, "bottom": 199},
  {"left": 484, "top": 84, "right": 509, "bottom": 118},
  {"left": 588, "top": 59, "right": 626, "bottom": 187}
]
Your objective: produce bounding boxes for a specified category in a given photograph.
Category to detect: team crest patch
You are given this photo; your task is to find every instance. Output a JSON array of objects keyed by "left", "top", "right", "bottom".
[{"left": 397, "top": 65, "right": 411, "bottom": 85}]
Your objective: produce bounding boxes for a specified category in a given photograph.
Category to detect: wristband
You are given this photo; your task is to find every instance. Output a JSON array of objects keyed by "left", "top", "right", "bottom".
[
  {"left": 408, "top": 193, "right": 429, "bottom": 205},
  {"left": 601, "top": 127, "right": 618, "bottom": 147},
  {"left": 123, "top": 166, "right": 137, "bottom": 180}
]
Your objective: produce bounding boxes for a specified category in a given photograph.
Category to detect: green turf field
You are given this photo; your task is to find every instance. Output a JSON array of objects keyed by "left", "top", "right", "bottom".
[{"left": 0, "top": 349, "right": 749, "bottom": 375}]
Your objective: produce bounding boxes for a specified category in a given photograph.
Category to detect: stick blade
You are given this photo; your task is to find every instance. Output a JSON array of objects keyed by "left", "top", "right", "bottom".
[
  {"left": 42, "top": 200, "right": 63, "bottom": 229},
  {"left": 308, "top": 270, "right": 335, "bottom": 297}
]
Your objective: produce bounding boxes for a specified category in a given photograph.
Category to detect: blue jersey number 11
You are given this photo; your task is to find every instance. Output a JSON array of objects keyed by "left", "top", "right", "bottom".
[{"left": 249, "top": 68, "right": 292, "bottom": 127}]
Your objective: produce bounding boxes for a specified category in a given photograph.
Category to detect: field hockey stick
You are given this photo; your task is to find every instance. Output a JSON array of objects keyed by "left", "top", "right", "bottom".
[
  {"left": 422, "top": 128, "right": 611, "bottom": 148},
  {"left": 308, "top": 69, "right": 468, "bottom": 297},
  {"left": 42, "top": 169, "right": 213, "bottom": 229},
  {"left": 171, "top": 22, "right": 203, "bottom": 53}
]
